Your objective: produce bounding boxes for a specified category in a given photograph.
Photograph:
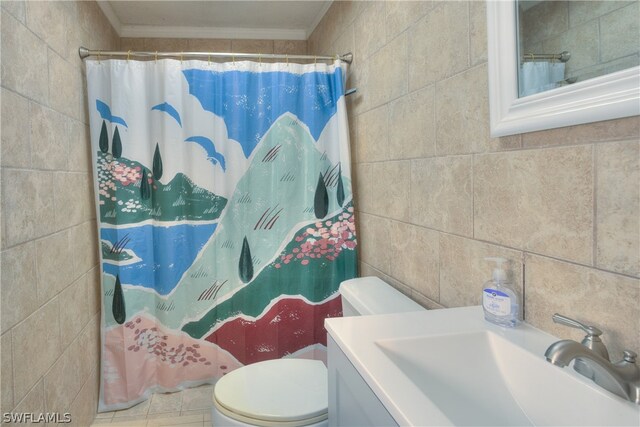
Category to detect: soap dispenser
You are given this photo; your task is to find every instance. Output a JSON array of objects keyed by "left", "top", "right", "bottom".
[{"left": 482, "top": 257, "right": 519, "bottom": 328}]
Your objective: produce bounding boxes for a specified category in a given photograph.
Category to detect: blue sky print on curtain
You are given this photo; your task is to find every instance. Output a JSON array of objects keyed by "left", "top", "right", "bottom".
[{"left": 86, "top": 59, "right": 356, "bottom": 412}]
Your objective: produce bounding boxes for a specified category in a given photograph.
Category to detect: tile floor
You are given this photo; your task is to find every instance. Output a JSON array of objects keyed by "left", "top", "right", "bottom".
[{"left": 91, "top": 384, "right": 213, "bottom": 426}]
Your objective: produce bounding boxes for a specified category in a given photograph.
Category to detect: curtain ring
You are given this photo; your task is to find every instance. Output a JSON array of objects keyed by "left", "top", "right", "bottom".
[
  {"left": 180, "top": 51, "right": 183, "bottom": 63},
  {"left": 208, "top": 54, "right": 211, "bottom": 65},
  {"left": 314, "top": 55, "right": 317, "bottom": 64},
  {"left": 528, "top": 53, "right": 534, "bottom": 61},
  {"left": 155, "top": 51, "right": 158, "bottom": 63},
  {"left": 232, "top": 54, "right": 235, "bottom": 64},
  {"left": 97, "top": 50, "right": 101, "bottom": 63},
  {"left": 127, "top": 50, "right": 131, "bottom": 61},
  {"left": 259, "top": 53, "right": 262, "bottom": 65},
  {"left": 286, "top": 54, "right": 289, "bottom": 65}
]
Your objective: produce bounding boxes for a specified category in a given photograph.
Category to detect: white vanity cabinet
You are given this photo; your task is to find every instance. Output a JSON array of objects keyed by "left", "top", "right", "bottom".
[{"left": 327, "top": 336, "right": 398, "bottom": 427}]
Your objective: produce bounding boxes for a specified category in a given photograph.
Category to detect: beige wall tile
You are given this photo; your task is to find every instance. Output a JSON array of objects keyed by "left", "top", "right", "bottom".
[
  {"left": 35, "top": 230, "right": 74, "bottom": 304},
  {"left": 389, "top": 221, "right": 439, "bottom": 300},
  {"left": 120, "top": 37, "right": 146, "bottom": 52},
  {"left": 1, "top": 1, "right": 25, "bottom": 23},
  {"left": 367, "top": 32, "right": 408, "bottom": 109},
  {"left": 30, "top": 102, "right": 69, "bottom": 171},
  {"left": 370, "top": 161, "right": 411, "bottom": 222},
  {"left": 44, "top": 343, "right": 85, "bottom": 413},
  {"left": 25, "top": 0, "right": 68, "bottom": 58},
  {"left": 354, "top": 1, "right": 386, "bottom": 60},
  {"left": 70, "top": 221, "right": 98, "bottom": 280},
  {"left": 521, "top": 116, "right": 640, "bottom": 148},
  {"left": 340, "top": 1, "right": 372, "bottom": 29},
  {"left": 1, "top": 332, "right": 13, "bottom": 413},
  {"left": 188, "top": 38, "right": 232, "bottom": 52},
  {"left": 1, "top": 242, "right": 38, "bottom": 333},
  {"left": 353, "top": 163, "right": 373, "bottom": 213},
  {"left": 1, "top": 169, "right": 56, "bottom": 249},
  {"left": 596, "top": 140, "right": 640, "bottom": 277},
  {"left": 599, "top": 2, "right": 640, "bottom": 63},
  {"left": 273, "top": 40, "right": 307, "bottom": 55},
  {"left": 577, "top": 54, "right": 640, "bottom": 82},
  {"left": 542, "top": 20, "right": 599, "bottom": 76},
  {"left": 68, "top": 367, "right": 99, "bottom": 427},
  {"left": 1, "top": 11, "right": 49, "bottom": 104},
  {"left": 144, "top": 38, "right": 189, "bottom": 52},
  {"left": 385, "top": 1, "right": 433, "bottom": 42},
  {"left": 568, "top": 1, "right": 633, "bottom": 27},
  {"left": 525, "top": 254, "right": 639, "bottom": 360},
  {"left": 11, "top": 299, "right": 61, "bottom": 404},
  {"left": 13, "top": 379, "right": 45, "bottom": 418},
  {"left": 332, "top": 27, "right": 355, "bottom": 68},
  {"left": 49, "top": 49, "right": 84, "bottom": 122},
  {"left": 435, "top": 64, "right": 489, "bottom": 155},
  {"left": 474, "top": 146, "right": 593, "bottom": 264},
  {"left": 348, "top": 55, "right": 371, "bottom": 116},
  {"left": 410, "top": 156, "right": 473, "bottom": 236},
  {"left": 231, "top": 39, "right": 274, "bottom": 54},
  {"left": 439, "top": 234, "right": 523, "bottom": 317},
  {"left": 408, "top": 2, "right": 469, "bottom": 90},
  {"left": 356, "top": 105, "right": 388, "bottom": 162},
  {"left": 519, "top": 1, "right": 568, "bottom": 45},
  {"left": 1, "top": 88, "right": 31, "bottom": 168},
  {"left": 358, "top": 213, "right": 391, "bottom": 275},
  {"left": 87, "top": 267, "right": 101, "bottom": 317},
  {"left": 54, "top": 173, "right": 91, "bottom": 231},
  {"left": 388, "top": 85, "right": 436, "bottom": 159},
  {"left": 68, "top": 120, "right": 91, "bottom": 173},
  {"left": 58, "top": 275, "right": 89, "bottom": 349},
  {"left": 469, "top": 1, "right": 488, "bottom": 66}
]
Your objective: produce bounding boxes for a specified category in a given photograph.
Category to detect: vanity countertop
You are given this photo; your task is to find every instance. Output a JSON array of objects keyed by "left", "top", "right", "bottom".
[{"left": 325, "top": 306, "right": 639, "bottom": 426}]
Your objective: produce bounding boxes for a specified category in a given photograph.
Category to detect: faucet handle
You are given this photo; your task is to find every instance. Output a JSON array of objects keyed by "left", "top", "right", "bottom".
[
  {"left": 552, "top": 313, "right": 603, "bottom": 337},
  {"left": 552, "top": 313, "right": 610, "bottom": 361},
  {"left": 623, "top": 350, "right": 637, "bottom": 363}
]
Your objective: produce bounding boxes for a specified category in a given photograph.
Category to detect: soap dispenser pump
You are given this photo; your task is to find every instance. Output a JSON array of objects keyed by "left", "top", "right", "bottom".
[{"left": 482, "top": 257, "right": 519, "bottom": 328}]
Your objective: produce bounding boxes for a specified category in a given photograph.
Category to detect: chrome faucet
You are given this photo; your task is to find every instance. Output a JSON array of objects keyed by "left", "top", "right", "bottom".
[{"left": 544, "top": 313, "right": 640, "bottom": 405}]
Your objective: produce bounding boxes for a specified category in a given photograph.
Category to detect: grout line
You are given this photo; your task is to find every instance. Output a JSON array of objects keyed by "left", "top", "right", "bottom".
[
  {"left": 354, "top": 210, "right": 640, "bottom": 281},
  {"left": 592, "top": 143, "right": 598, "bottom": 268},
  {"left": 1, "top": 216, "right": 98, "bottom": 252}
]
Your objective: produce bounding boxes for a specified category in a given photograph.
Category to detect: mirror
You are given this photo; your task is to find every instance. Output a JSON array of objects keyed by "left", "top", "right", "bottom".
[
  {"left": 517, "top": 1, "right": 639, "bottom": 98},
  {"left": 487, "top": 0, "right": 640, "bottom": 137}
]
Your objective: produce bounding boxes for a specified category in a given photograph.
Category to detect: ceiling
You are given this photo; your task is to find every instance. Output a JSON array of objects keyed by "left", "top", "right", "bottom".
[{"left": 98, "top": 1, "right": 332, "bottom": 40}]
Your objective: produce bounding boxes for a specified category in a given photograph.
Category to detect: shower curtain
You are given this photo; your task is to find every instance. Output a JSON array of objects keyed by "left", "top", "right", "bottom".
[{"left": 85, "top": 58, "right": 357, "bottom": 411}]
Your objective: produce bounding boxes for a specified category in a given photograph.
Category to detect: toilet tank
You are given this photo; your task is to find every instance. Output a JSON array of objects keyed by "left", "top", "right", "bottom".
[{"left": 339, "top": 276, "right": 425, "bottom": 316}]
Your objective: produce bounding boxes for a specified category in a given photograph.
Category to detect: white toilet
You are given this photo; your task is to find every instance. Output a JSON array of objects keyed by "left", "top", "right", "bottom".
[{"left": 211, "top": 276, "right": 425, "bottom": 427}]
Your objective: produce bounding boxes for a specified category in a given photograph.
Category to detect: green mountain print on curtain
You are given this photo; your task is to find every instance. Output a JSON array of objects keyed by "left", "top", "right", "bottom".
[
  {"left": 96, "top": 151, "right": 227, "bottom": 224},
  {"left": 87, "top": 59, "right": 355, "bottom": 412}
]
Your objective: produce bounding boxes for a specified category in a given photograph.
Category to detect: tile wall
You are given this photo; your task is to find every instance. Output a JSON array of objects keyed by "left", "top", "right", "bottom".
[
  {"left": 1, "top": 1, "right": 119, "bottom": 425},
  {"left": 308, "top": 1, "right": 640, "bottom": 359},
  {"left": 1, "top": 1, "right": 638, "bottom": 424},
  {"left": 520, "top": 1, "right": 639, "bottom": 80}
]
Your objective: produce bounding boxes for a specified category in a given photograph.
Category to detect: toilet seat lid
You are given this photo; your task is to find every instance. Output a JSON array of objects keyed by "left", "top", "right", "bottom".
[{"left": 214, "top": 359, "right": 328, "bottom": 423}]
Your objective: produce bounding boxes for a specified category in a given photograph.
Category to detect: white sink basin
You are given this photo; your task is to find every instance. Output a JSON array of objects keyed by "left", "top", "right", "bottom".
[{"left": 325, "top": 306, "right": 639, "bottom": 426}]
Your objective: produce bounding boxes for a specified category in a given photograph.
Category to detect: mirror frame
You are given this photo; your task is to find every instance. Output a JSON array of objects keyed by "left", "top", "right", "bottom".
[{"left": 487, "top": 0, "right": 640, "bottom": 137}]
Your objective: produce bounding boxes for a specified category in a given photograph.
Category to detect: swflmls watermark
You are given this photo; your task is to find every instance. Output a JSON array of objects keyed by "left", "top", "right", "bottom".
[{"left": 2, "top": 412, "right": 71, "bottom": 424}]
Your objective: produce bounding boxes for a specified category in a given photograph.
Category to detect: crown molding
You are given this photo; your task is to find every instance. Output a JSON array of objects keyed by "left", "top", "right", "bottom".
[
  {"left": 96, "top": 0, "right": 122, "bottom": 35},
  {"left": 306, "top": 0, "right": 333, "bottom": 39},
  {"left": 96, "top": 1, "right": 329, "bottom": 42},
  {"left": 120, "top": 25, "right": 307, "bottom": 40}
]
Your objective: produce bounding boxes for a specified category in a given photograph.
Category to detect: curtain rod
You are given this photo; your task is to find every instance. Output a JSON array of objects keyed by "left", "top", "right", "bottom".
[
  {"left": 521, "top": 51, "right": 571, "bottom": 63},
  {"left": 78, "top": 47, "right": 353, "bottom": 64}
]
